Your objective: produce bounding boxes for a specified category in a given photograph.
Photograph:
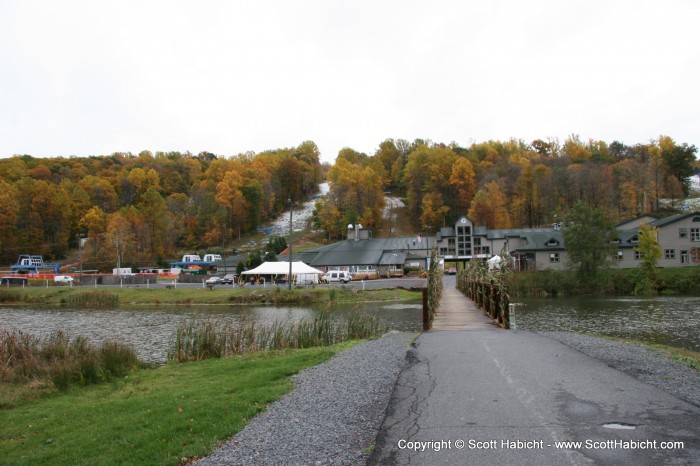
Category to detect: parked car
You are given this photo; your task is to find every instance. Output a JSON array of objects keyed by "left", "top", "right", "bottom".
[
  {"left": 54, "top": 275, "right": 74, "bottom": 284},
  {"left": 322, "top": 271, "right": 351, "bottom": 284},
  {"left": 219, "top": 274, "right": 237, "bottom": 284},
  {"left": 448, "top": 266, "right": 457, "bottom": 275},
  {"left": 205, "top": 276, "right": 221, "bottom": 285}
]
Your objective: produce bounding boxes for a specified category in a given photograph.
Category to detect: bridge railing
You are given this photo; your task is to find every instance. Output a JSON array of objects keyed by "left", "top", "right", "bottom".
[
  {"left": 422, "top": 248, "right": 442, "bottom": 330},
  {"left": 457, "top": 276, "right": 510, "bottom": 329}
]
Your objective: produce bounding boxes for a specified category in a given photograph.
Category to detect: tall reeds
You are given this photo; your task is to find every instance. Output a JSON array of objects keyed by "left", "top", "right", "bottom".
[
  {"left": 62, "top": 291, "right": 120, "bottom": 306},
  {"left": 169, "top": 311, "right": 387, "bottom": 362},
  {"left": 0, "top": 329, "right": 139, "bottom": 396}
]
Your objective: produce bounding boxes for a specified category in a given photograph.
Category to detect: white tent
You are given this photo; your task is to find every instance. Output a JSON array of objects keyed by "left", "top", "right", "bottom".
[{"left": 241, "top": 261, "right": 324, "bottom": 284}]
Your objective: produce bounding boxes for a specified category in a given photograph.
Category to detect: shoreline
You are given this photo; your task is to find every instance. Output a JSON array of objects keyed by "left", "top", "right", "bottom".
[{"left": 0, "top": 286, "right": 422, "bottom": 307}]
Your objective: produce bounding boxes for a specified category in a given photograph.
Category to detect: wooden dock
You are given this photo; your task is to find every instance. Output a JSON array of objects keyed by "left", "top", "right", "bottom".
[{"left": 430, "top": 283, "right": 500, "bottom": 331}]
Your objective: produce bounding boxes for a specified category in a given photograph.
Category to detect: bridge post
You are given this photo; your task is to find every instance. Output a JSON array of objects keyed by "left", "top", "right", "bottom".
[{"left": 422, "top": 288, "right": 430, "bottom": 330}]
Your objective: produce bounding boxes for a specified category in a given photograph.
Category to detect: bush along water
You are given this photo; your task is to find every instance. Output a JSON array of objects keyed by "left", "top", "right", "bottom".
[
  {"left": 61, "top": 291, "right": 120, "bottom": 307},
  {"left": 168, "top": 310, "right": 387, "bottom": 363},
  {"left": 508, "top": 266, "right": 700, "bottom": 296},
  {"left": 0, "top": 329, "right": 140, "bottom": 395}
]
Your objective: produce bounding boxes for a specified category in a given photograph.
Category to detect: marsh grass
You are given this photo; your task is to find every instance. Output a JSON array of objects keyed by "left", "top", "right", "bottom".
[
  {"left": 0, "top": 289, "right": 25, "bottom": 303},
  {"left": 170, "top": 310, "right": 386, "bottom": 362},
  {"left": 0, "top": 329, "right": 139, "bottom": 406},
  {"left": 61, "top": 290, "right": 120, "bottom": 306}
]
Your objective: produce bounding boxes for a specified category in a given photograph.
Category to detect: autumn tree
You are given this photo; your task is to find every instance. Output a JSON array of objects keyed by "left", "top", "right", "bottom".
[
  {"left": 137, "top": 187, "right": 171, "bottom": 256},
  {"left": 0, "top": 180, "right": 19, "bottom": 260},
  {"left": 403, "top": 144, "right": 457, "bottom": 222},
  {"left": 316, "top": 157, "right": 385, "bottom": 238},
  {"left": 215, "top": 170, "right": 248, "bottom": 243},
  {"left": 449, "top": 157, "right": 476, "bottom": 212},
  {"left": 468, "top": 182, "right": 511, "bottom": 229},
  {"left": 658, "top": 135, "right": 697, "bottom": 196}
]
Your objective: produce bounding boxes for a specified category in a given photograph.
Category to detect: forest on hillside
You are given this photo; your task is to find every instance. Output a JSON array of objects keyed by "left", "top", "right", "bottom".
[
  {"left": 0, "top": 141, "right": 323, "bottom": 269},
  {"left": 315, "top": 135, "right": 698, "bottom": 238},
  {"left": 0, "top": 135, "right": 696, "bottom": 270}
]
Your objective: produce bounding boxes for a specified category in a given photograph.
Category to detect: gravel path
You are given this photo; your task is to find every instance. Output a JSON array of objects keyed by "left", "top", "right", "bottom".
[
  {"left": 197, "top": 331, "right": 417, "bottom": 466},
  {"left": 544, "top": 331, "right": 700, "bottom": 407}
]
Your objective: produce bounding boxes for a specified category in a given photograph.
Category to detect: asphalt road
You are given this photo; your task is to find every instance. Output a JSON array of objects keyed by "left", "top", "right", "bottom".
[{"left": 370, "top": 330, "right": 700, "bottom": 465}]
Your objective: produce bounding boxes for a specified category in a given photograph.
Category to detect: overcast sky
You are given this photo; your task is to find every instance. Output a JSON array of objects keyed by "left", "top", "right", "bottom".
[{"left": 1, "top": 0, "right": 698, "bottom": 163}]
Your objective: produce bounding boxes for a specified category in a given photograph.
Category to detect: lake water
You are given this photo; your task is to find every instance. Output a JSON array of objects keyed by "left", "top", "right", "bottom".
[
  {"left": 4, "top": 294, "right": 697, "bottom": 365},
  {"left": 514, "top": 295, "right": 700, "bottom": 352},
  {"left": 0, "top": 301, "right": 423, "bottom": 364}
]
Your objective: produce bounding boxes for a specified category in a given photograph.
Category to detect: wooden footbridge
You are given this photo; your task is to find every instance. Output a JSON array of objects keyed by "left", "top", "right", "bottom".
[
  {"left": 430, "top": 284, "right": 501, "bottom": 330},
  {"left": 425, "top": 276, "right": 509, "bottom": 331}
]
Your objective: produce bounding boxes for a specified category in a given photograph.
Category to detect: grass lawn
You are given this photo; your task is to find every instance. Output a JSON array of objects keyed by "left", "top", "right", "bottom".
[{"left": 0, "top": 344, "right": 351, "bottom": 465}]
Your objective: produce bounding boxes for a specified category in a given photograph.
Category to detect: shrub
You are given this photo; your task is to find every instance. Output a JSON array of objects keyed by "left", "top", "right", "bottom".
[
  {"left": 64, "top": 291, "right": 119, "bottom": 306},
  {"left": 168, "top": 311, "right": 386, "bottom": 362},
  {"left": 0, "top": 329, "right": 139, "bottom": 393}
]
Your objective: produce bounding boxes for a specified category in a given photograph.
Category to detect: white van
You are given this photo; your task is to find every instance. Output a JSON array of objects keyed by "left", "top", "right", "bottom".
[
  {"left": 322, "top": 271, "right": 351, "bottom": 284},
  {"left": 54, "top": 275, "right": 74, "bottom": 284}
]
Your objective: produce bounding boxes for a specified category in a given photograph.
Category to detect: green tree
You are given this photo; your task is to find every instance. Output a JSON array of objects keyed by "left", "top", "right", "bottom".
[
  {"left": 563, "top": 202, "right": 618, "bottom": 284},
  {"left": 635, "top": 223, "right": 662, "bottom": 294},
  {"left": 659, "top": 135, "right": 697, "bottom": 196},
  {"left": 266, "top": 236, "right": 288, "bottom": 255}
]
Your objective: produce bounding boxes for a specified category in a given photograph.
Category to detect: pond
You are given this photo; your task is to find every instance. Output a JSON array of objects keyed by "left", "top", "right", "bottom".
[
  {"left": 514, "top": 295, "right": 700, "bottom": 352},
  {"left": 0, "top": 301, "right": 423, "bottom": 364}
]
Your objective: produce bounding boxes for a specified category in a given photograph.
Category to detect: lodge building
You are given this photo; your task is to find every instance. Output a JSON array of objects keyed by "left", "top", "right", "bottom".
[{"left": 295, "top": 212, "right": 700, "bottom": 276}]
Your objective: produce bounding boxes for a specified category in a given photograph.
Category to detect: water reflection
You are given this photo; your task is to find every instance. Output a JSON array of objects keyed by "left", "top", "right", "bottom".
[
  {"left": 515, "top": 295, "right": 700, "bottom": 351},
  {"left": 0, "top": 301, "right": 422, "bottom": 364}
]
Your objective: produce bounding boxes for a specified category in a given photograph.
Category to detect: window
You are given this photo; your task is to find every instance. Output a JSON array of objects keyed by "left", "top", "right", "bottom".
[
  {"left": 545, "top": 238, "right": 559, "bottom": 246},
  {"left": 549, "top": 253, "right": 559, "bottom": 263},
  {"left": 665, "top": 249, "right": 675, "bottom": 260},
  {"left": 692, "top": 228, "right": 700, "bottom": 242},
  {"left": 634, "top": 250, "right": 644, "bottom": 260},
  {"left": 679, "top": 228, "right": 688, "bottom": 238},
  {"left": 615, "top": 250, "right": 623, "bottom": 261},
  {"left": 681, "top": 250, "right": 689, "bottom": 264}
]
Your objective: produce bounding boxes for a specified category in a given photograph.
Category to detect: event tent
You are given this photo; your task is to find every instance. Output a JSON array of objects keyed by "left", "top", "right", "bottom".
[{"left": 241, "top": 261, "right": 324, "bottom": 284}]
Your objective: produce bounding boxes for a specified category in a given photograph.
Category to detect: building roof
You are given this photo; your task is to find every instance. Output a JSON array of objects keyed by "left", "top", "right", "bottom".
[
  {"left": 511, "top": 230, "right": 566, "bottom": 251},
  {"left": 650, "top": 212, "right": 700, "bottom": 229},
  {"left": 615, "top": 214, "right": 657, "bottom": 230},
  {"left": 300, "top": 236, "right": 428, "bottom": 267}
]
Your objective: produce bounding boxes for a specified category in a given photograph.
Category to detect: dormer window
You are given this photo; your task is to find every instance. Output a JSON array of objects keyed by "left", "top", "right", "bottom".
[
  {"left": 630, "top": 235, "right": 639, "bottom": 243},
  {"left": 692, "top": 216, "right": 700, "bottom": 223},
  {"left": 610, "top": 238, "right": 621, "bottom": 244},
  {"left": 545, "top": 238, "right": 559, "bottom": 246}
]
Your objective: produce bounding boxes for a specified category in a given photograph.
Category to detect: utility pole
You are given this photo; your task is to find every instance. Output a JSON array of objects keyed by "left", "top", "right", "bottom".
[
  {"left": 78, "top": 233, "right": 84, "bottom": 275},
  {"left": 288, "top": 198, "right": 293, "bottom": 290},
  {"left": 115, "top": 235, "right": 121, "bottom": 272}
]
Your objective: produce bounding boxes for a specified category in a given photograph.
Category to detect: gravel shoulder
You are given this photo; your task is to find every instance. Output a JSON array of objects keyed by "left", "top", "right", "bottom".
[
  {"left": 543, "top": 331, "right": 700, "bottom": 407},
  {"left": 197, "top": 331, "right": 417, "bottom": 466}
]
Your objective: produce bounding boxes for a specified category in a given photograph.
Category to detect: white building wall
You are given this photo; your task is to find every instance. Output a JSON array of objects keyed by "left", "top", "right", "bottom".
[{"left": 656, "top": 215, "right": 700, "bottom": 267}]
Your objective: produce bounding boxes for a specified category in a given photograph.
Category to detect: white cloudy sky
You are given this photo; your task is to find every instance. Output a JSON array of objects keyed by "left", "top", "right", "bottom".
[{"left": 1, "top": 0, "right": 698, "bottom": 163}]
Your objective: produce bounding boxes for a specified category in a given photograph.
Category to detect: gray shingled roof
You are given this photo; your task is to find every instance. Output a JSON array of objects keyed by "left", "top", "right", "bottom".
[{"left": 299, "top": 237, "right": 427, "bottom": 267}]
